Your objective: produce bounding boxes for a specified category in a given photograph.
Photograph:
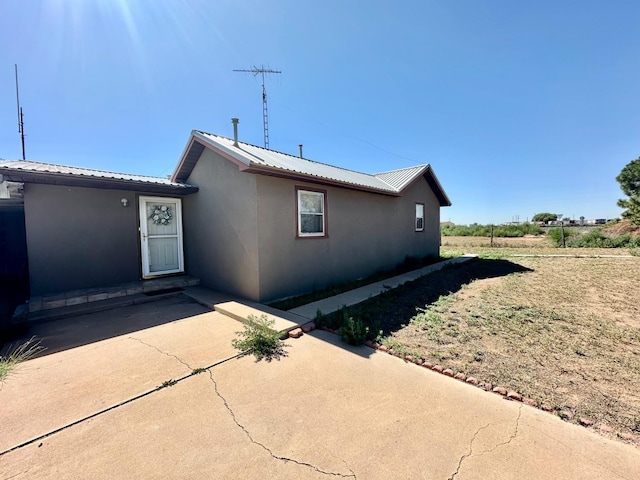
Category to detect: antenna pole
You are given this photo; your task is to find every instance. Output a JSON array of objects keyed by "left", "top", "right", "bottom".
[
  {"left": 233, "top": 65, "right": 281, "bottom": 149},
  {"left": 15, "top": 64, "right": 26, "bottom": 160}
]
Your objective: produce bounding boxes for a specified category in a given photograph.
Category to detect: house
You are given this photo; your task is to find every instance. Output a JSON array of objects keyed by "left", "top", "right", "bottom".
[
  {"left": 0, "top": 121, "right": 450, "bottom": 305},
  {"left": 0, "top": 162, "right": 197, "bottom": 299}
]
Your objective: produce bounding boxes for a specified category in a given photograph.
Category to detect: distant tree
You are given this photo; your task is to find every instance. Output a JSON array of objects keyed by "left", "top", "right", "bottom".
[
  {"left": 531, "top": 213, "right": 557, "bottom": 223},
  {"left": 616, "top": 157, "right": 640, "bottom": 225}
]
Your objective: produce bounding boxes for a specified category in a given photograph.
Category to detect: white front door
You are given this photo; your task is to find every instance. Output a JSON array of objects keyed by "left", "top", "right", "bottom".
[{"left": 139, "top": 196, "right": 184, "bottom": 278}]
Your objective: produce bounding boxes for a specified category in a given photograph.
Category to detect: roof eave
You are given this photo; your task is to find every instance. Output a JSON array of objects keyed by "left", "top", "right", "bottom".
[
  {"left": 172, "top": 131, "right": 252, "bottom": 183},
  {"left": 392, "top": 165, "right": 451, "bottom": 206},
  {"left": 2, "top": 170, "right": 198, "bottom": 195},
  {"left": 245, "top": 165, "right": 401, "bottom": 196},
  {"left": 423, "top": 166, "right": 452, "bottom": 207}
]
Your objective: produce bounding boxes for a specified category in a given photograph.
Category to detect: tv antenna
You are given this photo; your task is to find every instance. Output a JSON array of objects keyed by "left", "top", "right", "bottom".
[
  {"left": 14, "top": 65, "right": 26, "bottom": 160},
  {"left": 233, "top": 65, "right": 281, "bottom": 149}
]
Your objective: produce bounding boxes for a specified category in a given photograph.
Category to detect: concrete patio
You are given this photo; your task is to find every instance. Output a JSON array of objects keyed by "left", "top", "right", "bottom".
[{"left": 1, "top": 294, "right": 639, "bottom": 479}]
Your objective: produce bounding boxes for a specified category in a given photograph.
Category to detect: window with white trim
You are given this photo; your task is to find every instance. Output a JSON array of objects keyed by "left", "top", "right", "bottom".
[
  {"left": 415, "top": 203, "right": 425, "bottom": 231},
  {"left": 297, "top": 188, "right": 326, "bottom": 237}
]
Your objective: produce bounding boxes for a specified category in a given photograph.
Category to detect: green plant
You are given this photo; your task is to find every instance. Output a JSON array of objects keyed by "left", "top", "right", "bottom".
[
  {"left": 338, "top": 312, "right": 368, "bottom": 345},
  {"left": 547, "top": 227, "right": 577, "bottom": 246},
  {"left": 232, "top": 314, "right": 286, "bottom": 360},
  {"left": 0, "top": 337, "right": 45, "bottom": 382},
  {"left": 313, "top": 309, "right": 326, "bottom": 328},
  {"left": 441, "top": 222, "right": 542, "bottom": 237},
  {"left": 267, "top": 255, "right": 445, "bottom": 311},
  {"left": 532, "top": 213, "right": 558, "bottom": 223},
  {"left": 550, "top": 227, "right": 640, "bottom": 248},
  {"left": 158, "top": 379, "right": 178, "bottom": 389},
  {"left": 616, "top": 157, "right": 640, "bottom": 225}
]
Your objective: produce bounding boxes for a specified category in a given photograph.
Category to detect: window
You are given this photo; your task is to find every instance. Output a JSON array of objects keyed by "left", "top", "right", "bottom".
[
  {"left": 296, "top": 188, "right": 327, "bottom": 237},
  {"left": 415, "top": 203, "right": 425, "bottom": 231}
]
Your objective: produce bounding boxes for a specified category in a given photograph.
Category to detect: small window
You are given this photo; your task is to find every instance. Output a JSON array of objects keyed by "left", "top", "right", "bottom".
[
  {"left": 297, "top": 188, "right": 327, "bottom": 237},
  {"left": 415, "top": 203, "right": 425, "bottom": 231}
]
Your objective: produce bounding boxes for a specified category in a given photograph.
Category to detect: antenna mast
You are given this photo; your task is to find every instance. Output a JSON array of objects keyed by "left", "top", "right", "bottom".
[
  {"left": 15, "top": 64, "right": 26, "bottom": 160},
  {"left": 233, "top": 65, "right": 281, "bottom": 149}
]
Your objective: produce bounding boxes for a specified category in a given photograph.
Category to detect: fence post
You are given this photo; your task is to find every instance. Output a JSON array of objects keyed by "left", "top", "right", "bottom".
[
  {"left": 560, "top": 221, "right": 566, "bottom": 248},
  {"left": 490, "top": 224, "right": 494, "bottom": 247}
]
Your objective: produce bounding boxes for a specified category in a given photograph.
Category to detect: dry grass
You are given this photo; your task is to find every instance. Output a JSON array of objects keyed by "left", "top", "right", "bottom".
[
  {"left": 360, "top": 239, "right": 640, "bottom": 442},
  {"left": 0, "top": 337, "right": 45, "bottom": 382}
]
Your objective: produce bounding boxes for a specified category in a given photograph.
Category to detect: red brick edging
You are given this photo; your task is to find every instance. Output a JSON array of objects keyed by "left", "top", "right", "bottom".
[{"left": 287, "top": 324, "right": 639, "bottom": 448}]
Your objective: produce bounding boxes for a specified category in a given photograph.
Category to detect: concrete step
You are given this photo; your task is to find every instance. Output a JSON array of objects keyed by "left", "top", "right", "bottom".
[
  {"left": 15, "top": 291, "right": 185, "bottom": 325},
  {"left": 214, "top": 301, "right": 307, "bottom": 335},
  {"left": 28, "top": 276, "right": 200, "bottom": 314}
]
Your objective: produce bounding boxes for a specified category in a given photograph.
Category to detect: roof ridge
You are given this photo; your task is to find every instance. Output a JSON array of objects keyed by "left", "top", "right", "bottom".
[
  {"left": 374, "top": 164, "right": 428, "bottom": 176},
  {"left": 197, "top": 130, "right": 386, "bottom": 179}
]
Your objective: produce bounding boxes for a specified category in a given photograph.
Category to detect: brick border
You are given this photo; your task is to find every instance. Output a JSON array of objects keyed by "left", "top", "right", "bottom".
[
  {"left": 359, "top": 338, "right": 640, "bottom": 447},
  {"left": 288, "top": 324, "right": 639, "bottom": 448}
]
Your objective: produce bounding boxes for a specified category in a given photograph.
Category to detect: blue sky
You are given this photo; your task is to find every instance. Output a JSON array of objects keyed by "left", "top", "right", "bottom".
[{"left": 1, "top": 1, "right": 639, "bottom": 224}]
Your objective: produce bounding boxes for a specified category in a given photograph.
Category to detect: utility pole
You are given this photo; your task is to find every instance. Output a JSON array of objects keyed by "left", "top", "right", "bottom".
[
  {"left": 15, "top": 64, "right": 26, "bottom": 160},
  {"left": 233, "top": 65, "right": 281, "bottom": 149}
]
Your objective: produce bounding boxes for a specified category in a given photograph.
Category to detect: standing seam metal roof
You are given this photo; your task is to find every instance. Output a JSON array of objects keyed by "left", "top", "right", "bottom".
[
  {"left": 171, "top": 130, "right": 451, "bottom": 205},
  {"left": 190, "top": 131, "right": 431, "bottom": 195},
  {"left": 0, "top": 160, "right": 198, "bottom": 194},
  {"left": 0, "top": 161, "right": 180, "bottom": 184}
]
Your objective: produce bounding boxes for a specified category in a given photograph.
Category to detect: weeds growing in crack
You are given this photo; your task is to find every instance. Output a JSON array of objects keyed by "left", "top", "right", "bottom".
[
  {"left": 232, "top": 315, "right": 288, "bottom": 362},
  {"left": 158, "top": 379, "right": 178, "bottom": 389},
  {"left": 206, "top": 370, "right": 356, "bottom": 478}
]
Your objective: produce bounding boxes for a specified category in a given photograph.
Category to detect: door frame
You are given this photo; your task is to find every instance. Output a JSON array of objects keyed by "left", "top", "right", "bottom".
[{"left": 139, "top": 195, "right": 185, "bottom": 278}]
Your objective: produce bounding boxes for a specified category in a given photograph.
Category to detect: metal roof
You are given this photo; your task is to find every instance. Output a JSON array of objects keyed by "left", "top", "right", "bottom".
[
  {"left": 375, "top": 165, "right": 429, "bottom": 191},
  {"left": 173, "top": 131, "right": 451, "bottom": 205},
  {"left": 0, "top": 160, "right": 198, "bottom": 195}
]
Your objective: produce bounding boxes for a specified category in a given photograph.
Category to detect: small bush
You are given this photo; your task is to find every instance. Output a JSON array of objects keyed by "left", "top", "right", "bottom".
[
  {"left": 441, "top": 223, "right": 542, "bottom": 237},
  {"left": 552, "top": 227, "right": 640, "bottom": 248},
  {"left": 338, "top": 313, "right": 368, "bottom": 345},
  {"left": 547, "top": 227, "right": 578, "bottom": 246},
  {"left": 0, "top": 337, "right": 45, "bottom": 381},
  {"left": 232, "top": 314, "right": 286, "bottom": 361}
]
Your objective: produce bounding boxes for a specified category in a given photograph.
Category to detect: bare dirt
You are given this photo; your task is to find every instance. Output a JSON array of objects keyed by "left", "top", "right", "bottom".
[{"left": 347, "top": 244, "right": 640, "bottom": 442}]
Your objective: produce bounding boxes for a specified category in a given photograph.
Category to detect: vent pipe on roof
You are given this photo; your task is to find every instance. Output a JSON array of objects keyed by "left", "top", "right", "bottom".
[
  {"left": 231, "top": 118, "right": 239, "bottom": 146},
  {"left": 298, "top": 144, "right": 303, "bottom": 158}
]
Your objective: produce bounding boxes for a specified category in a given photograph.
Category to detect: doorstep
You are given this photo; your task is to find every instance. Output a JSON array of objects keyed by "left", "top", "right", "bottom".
[{"left": 14, "top": 275, "right": 200, "bottom": 323}]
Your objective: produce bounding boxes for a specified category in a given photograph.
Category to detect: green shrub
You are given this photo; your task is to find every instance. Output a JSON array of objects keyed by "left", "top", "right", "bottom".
[
  {"left": 547, "top": 227, "right": 578, "bottom": 246},
  {"left": 441, "top": 223, "right": 542, "bottom": 237},
  {"left": 338, "top": 312, "right": 368, "bottom": 345},
  {"left": 551, "top": 227, "right": 640, "bottom": 248},
  {"left": 232, "top": 314, "right": 285, "bottom": 360}
]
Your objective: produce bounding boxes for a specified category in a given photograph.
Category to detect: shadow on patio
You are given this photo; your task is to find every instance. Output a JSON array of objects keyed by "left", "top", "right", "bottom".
[{"left": 3, "top": 295, "right": 211, "bottom": 358}]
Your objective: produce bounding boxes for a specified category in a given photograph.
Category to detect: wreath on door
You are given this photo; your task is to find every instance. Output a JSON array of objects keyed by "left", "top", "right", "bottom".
[{"left": 149, "top": 205, "right": 172, "bottom": 225}]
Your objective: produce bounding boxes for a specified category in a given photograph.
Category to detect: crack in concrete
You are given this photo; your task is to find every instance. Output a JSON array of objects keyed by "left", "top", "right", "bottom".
[
  {"left": 448, "top": 404, "right": 524, "bottom": 480},
  {"left": 477, "top": 404, "right": 523, "bottom": 455},
  {"left": 206, "top": 370, "right": 357, "bottom": 479},
  {"left": 0, "top": 355, "right": 240, "bottom": 457},
  {"left": 448, "top": 423, "right": 490, "bottom": 480},
  {"left": 128, "top": 336, "right": 193, "bottom": 371}
]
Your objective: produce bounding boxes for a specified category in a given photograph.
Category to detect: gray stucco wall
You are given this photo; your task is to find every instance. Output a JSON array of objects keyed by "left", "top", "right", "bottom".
[
  {"left": 24, "top": 183, "right": 141, "bottom": 296},
  {"left": 182, "top": 149, "right": 260, "bottom": 300},
  {"left": 255, "top": 175, "right": 441, "bottom": 302}
]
